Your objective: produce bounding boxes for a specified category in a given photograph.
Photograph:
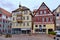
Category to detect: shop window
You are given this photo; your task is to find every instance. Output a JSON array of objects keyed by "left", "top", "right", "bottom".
[
  {"left": 48, "top": 29, "right": 53, "bottom": 32},
  {"left": 36, "top": 13, "right": 39, "bottom": 15},
  {"left": 35, "top": 29, "right": 40, "bottom": 32},
  {"left": 43, "top": 29, "right": 46, "bottom": 32}
]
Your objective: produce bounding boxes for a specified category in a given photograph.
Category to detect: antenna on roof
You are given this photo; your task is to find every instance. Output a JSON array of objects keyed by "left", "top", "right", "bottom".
[{"left": 19, "top": 1, "right": 21, "bottom": 7}]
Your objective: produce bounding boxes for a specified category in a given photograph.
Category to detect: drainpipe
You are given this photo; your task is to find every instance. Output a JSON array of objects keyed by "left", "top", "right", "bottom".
[{"left": 54, "top": 15, "right": 56, "bottom": 30}]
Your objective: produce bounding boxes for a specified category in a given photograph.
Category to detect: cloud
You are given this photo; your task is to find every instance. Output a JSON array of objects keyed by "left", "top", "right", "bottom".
[
  {"left": 0, "top": 0, "right": 16, "bottom": 12},
  {"left": 0, "top": 0, "right": 60, "bottom": 12}
]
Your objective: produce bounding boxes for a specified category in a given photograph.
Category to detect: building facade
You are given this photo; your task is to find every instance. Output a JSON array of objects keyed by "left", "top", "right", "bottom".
[
  {"left": 32, "top": 2, "right": 55, "bottom": 34},
  {"left": 53, "top": 5, "right": 60, "bottom": 30},
  {"left": 12, "top": 5, "right": 32, "bottom": 34},
  {"left": 0, "top": 8, "right": 11, "bottom": 34}
]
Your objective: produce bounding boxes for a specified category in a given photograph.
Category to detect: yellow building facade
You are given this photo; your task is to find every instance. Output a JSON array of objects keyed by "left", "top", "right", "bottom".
[
  {"left": 33, "top": 24, "right": 54, "bottom": 34},
  {"left": 12, "top": 5, "right": 32, "bottom": 34},
  {"left": 32, "top": 2, "right": 55, "bottom": 34}
]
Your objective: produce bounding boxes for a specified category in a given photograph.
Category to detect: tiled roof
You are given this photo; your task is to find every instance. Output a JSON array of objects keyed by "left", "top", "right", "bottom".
[
  {"left": 12, "top": 5, "right": 30, "bottom": 12},
  {"left": 53, "top": 5, "right": 60, "bottom": 12},
  {"left": 0, "top": 8, "right": 11, "bottom": 17}
]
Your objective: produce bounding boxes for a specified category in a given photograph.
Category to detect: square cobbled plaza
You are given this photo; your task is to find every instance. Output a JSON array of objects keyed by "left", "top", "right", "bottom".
[{"left": 0, "top": 34, "right": 54, "bottom": 40}]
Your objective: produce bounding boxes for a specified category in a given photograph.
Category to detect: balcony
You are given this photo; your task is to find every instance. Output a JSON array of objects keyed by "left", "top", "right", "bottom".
[
  {"left": 16, "top": 17, "right": 23, "bottom": 23},
  {"left": 17, "top": 20, "right": 23, "bottom": 23},
  {"left": 17, "top": 13, "right": 22, "bottom": 17}
]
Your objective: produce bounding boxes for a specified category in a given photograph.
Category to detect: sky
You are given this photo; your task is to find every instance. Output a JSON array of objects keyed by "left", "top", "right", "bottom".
[{"left": 0, "top": 0, "right": 60, "bottom": 13}]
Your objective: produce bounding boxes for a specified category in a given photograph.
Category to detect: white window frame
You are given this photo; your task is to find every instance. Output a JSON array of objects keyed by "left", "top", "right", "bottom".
[
  {"left": 42, "top": 17, "right": 44, "bottom": 22},
  {"left": 44, "top": 11, "right": 46, "bottom": 14},
  {"left": 46, "top": 17, "right": 48, "bottom": 22},
  {"left": 40, "top": 11, "right": 42, "bottom": 15}
]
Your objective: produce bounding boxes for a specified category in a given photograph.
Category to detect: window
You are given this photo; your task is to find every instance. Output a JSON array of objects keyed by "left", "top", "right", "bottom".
[
  {"left": 40, "top": 11, "right": 42, "bottom": 14},
  {"left": 10, "top": 23, "right": 12, "bottom": 26},
  {"left": 24, "top": 11, "right": 27, "bottom": 14},
  {"left": 42, "top": 17, "right": 44, "bottom": 22},
  {"left": 27, "top": 16, "right": 29, "bottom": 20},
  {"left": 27, "top": 22, "right": 29, "bottom": 26},
  {"left": 46, "top": 17, "right": 48, "bottom": 22},
  {"left": 3, "top": 24, "right": 4, "bottom": 28},
  {"left": 0, "top": 24, "right": 1, "bottom": 27},
  {"left": 13, "top": 17, "right": 15, "bottom": 20},
  {"left": 57, "top": 14, "right": 59, "bottom": 16},
  {"left": 3, "top": 20, "right": 5, "bottom": 23},
  {"left": 43, "top": 25, "right": 46, "bottom": 27},
  {"left": 35, "top": 25, "right": 38, "bottom": 27},
  {"left": 16, "top": 23, "right": 18, "bottom": 26},
  {"left": 43, "top": 29, "right": 46, "bottom": 32},
  {"left": 6, "top": 16, "right": 8, "bottom": 18},
  {"left": 35, "top": 29, "right": 40, "bottom": 32},
  {"left": 23, "top": 22, "right": 25, "bottom": 26},
  {"left": 0, "top": 14, "right": 2, "bottom": 17},
  {"left": 23, "top": 16, "right": 25, "bottom": 20},
  {"left": 38, "top": 17, "right": 40, "bottom": 21},
  {"left": 12, "top": 23, "right": 15, "bottom": 26},
  {"left": 44, "top": 11, "right": 46, "bottom": 14},
  {"left": 8, "top": 30, "right": 11, "bottom": 33},
  {"left": 50, "top": 17, "right": 52, "bottom": 22}
]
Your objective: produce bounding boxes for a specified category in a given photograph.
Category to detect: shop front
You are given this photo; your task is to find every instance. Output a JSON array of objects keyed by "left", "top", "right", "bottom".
[{"left": 12, "top": 28, "right": 31, "bottom": 34}]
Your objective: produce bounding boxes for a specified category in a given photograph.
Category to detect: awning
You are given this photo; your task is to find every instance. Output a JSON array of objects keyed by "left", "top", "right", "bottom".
[{"left": 21, "top": 28, "right": 31, "bottom": 30}]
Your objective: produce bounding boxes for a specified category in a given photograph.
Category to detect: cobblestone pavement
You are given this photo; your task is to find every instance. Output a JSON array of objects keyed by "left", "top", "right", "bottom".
[{"left": 0, "top": 34, "right": 54, "bottom": 40}]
